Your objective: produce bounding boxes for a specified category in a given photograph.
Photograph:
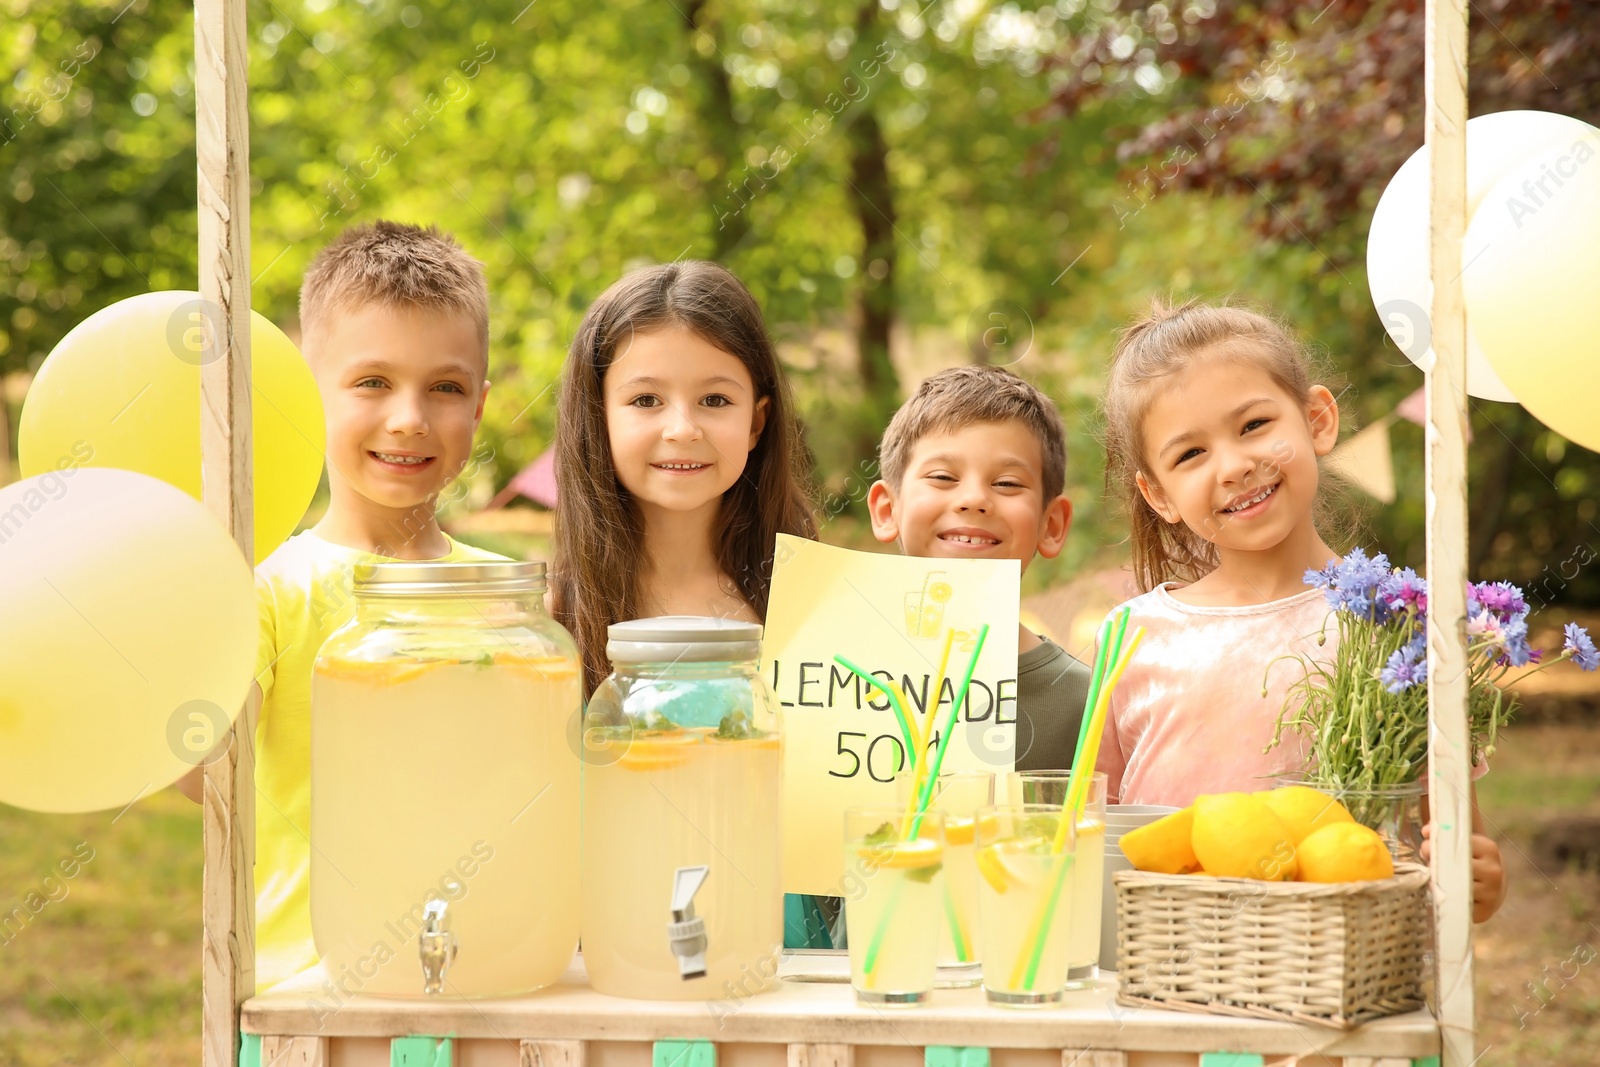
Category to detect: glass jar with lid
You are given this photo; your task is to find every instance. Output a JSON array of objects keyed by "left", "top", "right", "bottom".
[
  {"left": 580, "top": 616, "right": 782, "bottom": 1000},
  {"left": 311, "top": 560, "right": 581, "bottom": 997}
]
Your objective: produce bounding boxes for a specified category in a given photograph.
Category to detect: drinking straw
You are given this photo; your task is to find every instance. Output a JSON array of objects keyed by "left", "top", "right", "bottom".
[
  {"left": 1011, "top": 616, "right": 1145, "bottom": 990},
  {"left": 833, "top": 655, "right": 917, "bottom": 760},
  {"left": 1052, "top": 609, "right": 1130, "bottom": 850},
  {"left": 943, "top": 881, "right": 972, "bottom": 962},
  {"left": 899, "top": 629, "right": 957, "bottom": 833},
  {"left": 862, "top": 625, "right": 990, "bottom": 980},
  {"left": 909, "top": 624, "right": 990, "bottom": 837}
]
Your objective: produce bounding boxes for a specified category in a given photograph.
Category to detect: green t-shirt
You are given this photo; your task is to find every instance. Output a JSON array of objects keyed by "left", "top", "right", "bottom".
[{"left": 1015, "top": 633, "right": 1094, "bottom": 771}]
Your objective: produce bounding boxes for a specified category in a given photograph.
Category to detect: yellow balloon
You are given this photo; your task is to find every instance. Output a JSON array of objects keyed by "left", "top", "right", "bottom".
[
  {"left": 18, "top": 291, "right": 325, "bottom": 564},
  {"left": 1463, "top": 129, "right": 1600, "bottom": 453},
  {"left": 0, "top": 469, "right": 256, "bottom": 813},
  {"left": 1366, "top": 110, "right": 1597, "bottom": 402}
]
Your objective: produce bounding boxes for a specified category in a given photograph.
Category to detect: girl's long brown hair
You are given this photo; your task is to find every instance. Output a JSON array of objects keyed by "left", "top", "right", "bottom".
[
  {"left": 1103, "top": 296, "right": 1353, "bottom": 594},
  {"left": 551, "top": 261, "right": 816, "bottom": 695}
]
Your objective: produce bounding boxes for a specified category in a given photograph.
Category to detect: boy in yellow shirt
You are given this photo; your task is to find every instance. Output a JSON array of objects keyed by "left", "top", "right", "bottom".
[{"left": 179, "top": 220, "right": 505, "bottom": 989}]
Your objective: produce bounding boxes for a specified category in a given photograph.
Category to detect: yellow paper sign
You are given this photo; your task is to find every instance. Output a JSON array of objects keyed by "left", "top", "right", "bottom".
[{"left": 762, "top": 534, "right": 1020, "bottom": 895}]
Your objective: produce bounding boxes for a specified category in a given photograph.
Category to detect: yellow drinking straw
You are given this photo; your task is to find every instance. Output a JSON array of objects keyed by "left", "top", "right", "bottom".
[
  {"left": 1009, "top": 612, "right": 1145, "bottom": 990},
  {"left": 862, "top": 625, "right": 990, "bottom": 981},
  {"left": 899, "top": 628, "right": 956, "bottom": 835}
]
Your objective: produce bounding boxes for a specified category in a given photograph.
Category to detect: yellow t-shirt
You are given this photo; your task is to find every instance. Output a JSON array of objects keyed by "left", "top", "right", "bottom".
[{"left": 252, "top": 530, "right": 508, "bottom": 990}]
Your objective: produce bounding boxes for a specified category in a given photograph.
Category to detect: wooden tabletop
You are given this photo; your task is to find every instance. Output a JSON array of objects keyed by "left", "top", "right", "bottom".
[{"left": 240, "top": 955, "right": 1441, "bottom": 1059}]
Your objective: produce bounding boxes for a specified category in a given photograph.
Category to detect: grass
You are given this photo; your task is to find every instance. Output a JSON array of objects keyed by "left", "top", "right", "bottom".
[
  {"left": 0, "top": 789, "right": 201, "bottom": 1066},
  {"left": 2, "top": 726, "right": 1597, "bottom": 1064}
]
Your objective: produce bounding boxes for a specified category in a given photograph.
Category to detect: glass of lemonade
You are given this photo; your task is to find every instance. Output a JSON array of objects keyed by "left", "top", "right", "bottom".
[
  {"left": 1007, "top": 770, "right": 1107, "bottom": 988},
  {"left": 311, "top": 561, "right": 583, "bottom": 997},
  {"left": 910, "top": 771, "right": 993, "bottom": 984},
  {"left": 976, "top": 804, "right": 1078, "bottom": 1006},
  {"left": 843, "top": 807, "right": 946, "bottom": 1005},
  {"left": 581, "top": 618, "right": 782, "bottom": 1002}
]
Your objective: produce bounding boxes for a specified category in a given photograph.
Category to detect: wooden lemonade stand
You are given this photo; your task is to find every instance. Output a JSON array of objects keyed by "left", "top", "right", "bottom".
[{"left": 192, "top": 0, "right": 1478, "bottom": 1062}]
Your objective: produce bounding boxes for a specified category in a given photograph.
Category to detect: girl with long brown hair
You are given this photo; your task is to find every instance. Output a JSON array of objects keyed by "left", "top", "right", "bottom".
[{"left": 551, "top": 261, "right": 815, "bottom": 696}]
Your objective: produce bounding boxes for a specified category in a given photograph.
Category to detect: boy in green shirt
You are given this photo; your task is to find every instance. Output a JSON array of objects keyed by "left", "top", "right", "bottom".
[
  {"left": 867, "top": 365, "right": 1093, "bottom": 769},
  {"left": 788, "top": 366, "right": 1092, "bottom": 950}
]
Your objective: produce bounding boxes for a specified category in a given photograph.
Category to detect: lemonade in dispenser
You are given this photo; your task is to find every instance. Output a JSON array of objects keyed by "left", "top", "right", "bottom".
[
  {"left": 311, "top": 561, "right": 582, "bottom": 997},
  {"left": 580, "top": 617, "right": 782, "bottom": 1000}
]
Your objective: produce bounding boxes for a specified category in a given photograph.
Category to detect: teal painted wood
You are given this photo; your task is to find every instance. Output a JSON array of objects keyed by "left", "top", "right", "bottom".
[
  {"left": 391, "top": 1035, "right": 454, "bottom": 1067},
  {"left": 925, "top": 1047, "right": 990, "bottom": 1067},
  {"left": 1197, "top": 1056, "right": 1264, "bottom": 1067},
  {"left": 238, "top": 1033, "right": 261, "bottom": 1067},
  {"left": 653, "top": 1039, "right": 717, "bottom": 1067}
]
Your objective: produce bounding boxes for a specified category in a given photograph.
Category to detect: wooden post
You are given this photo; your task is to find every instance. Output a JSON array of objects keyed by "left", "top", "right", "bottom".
[
  {"left": 196, "top": 0, "right": 255, "bottom": 1065},
  {"left": 1423, "top": 1, "right": 1475, "bottom": 1064}
]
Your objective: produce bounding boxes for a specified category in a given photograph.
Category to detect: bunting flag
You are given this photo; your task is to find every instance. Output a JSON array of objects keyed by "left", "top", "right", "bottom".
[{"left": 1326, "top": 417, "right": 1397, "bottom": 504}]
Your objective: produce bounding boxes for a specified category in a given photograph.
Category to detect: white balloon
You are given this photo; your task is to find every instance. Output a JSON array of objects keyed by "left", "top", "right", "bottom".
[
  {"left": 1366, "top": 110, "right": 1599, "bottom": 402},
  {"left": 0, "top": 468, "right": 256, "bottom": 813}
]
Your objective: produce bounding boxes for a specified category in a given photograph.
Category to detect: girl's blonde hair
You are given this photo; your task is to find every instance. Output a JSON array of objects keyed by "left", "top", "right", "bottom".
[{"left": 1103, "top": 296, "right": 1349, "bottom": 593}]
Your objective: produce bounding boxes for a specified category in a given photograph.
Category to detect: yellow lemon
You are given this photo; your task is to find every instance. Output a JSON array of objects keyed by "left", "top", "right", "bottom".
[
  {"left": 859, "top": 837, "right": 943, "bottom": 870},
  {"left": 1263, "top": 785, "right": 1354, "bottom": 844},
  {"left": 975, "top": 836, "right": 1051, "bottom": 893},
  {"left": 946, "top": 816, "right": 976, "bottom": 847},
  {"left": 1191, "top": 792, "right": 1299, "bottom": 881},
  {"left": 928, "top": 581, "right": 953, "bottom": 603},
  {"left": 1118, "top": 806, "right": 1199, "bottom": 874},
  {"left": 976, "top": 844, "right": 1012, "bottom": 893},
  {"left": 617, "top": 733, "right": 699, "bottom": 772},
  {"left": 1295, "top": 822, "right": 1395, "bottom": 883}
]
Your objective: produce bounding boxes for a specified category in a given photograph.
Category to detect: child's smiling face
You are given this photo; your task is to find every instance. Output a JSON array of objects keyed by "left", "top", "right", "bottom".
[
  {"left": 867, "top": 418, "right": 1070, "bottom": 574},
  {"left": 602, "top": 325, "right": 769, "bottom": 520},
  {"left": 310, "top": 302, "right": 488, "bottom": 514},
  {"left": 1134, "top": 353, "right": 1338, "bottom": 556}
]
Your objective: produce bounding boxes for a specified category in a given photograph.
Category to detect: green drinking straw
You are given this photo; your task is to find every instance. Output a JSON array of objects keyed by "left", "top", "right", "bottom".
[
  {"left": 860, "top": 625, "right": 990, "bottom": 979},
  {"left": 943, "top": 883, "right": 972, "bottom": 961},
  {"left": 909, "top": 623, "right": 989, "bottom": 838},
  {"left": 1016, "top": 607, "right": 1132, "bottom": 990},
  {"left": 832, "top": 655, "right": 917, "bottom": 761}
]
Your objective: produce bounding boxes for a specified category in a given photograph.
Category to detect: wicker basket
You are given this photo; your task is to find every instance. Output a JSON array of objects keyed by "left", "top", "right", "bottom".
[{"left": 1114, "top": 863, "right": 1431, "bottom": 1028}]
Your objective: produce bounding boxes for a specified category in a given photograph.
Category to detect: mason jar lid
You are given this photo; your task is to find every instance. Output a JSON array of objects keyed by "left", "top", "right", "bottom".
[
  {"left": 606, "top": 616, "right": 763, "bottom": 664},
  {"left": 352, "top": 560, "right": 547, "bottom": 597}
]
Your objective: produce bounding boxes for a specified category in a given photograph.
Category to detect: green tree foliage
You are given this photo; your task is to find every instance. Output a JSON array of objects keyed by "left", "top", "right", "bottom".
[{"left": 3, "top": 0, "right": 1594, "bottom": 601}]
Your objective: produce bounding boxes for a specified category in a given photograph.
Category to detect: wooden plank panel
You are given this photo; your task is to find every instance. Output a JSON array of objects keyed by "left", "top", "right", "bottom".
[
  {"left": 524, "top": 1042, "right": 588, "bottom": 1067},
  {"left": 195, "top": 0, "right": 255, "bottom": 1065},
  {"left": 1422, "top": 1, "right": 1477, "bottom": 1066},
  {"left": 263, "top": 1035, "right": 332, "bottom": 1066},
  {"left": 788, "top": 1045, "right": 854, "bottom": 1067}
]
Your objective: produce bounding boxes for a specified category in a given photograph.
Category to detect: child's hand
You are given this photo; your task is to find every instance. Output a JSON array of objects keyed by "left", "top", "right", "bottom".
[{"left": 1420, "top": 823, "right": 1506, "bottom": 923}]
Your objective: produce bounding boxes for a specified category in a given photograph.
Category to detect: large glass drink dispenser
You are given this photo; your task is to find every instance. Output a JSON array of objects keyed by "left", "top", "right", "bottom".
[
  {"left": 311, "top": 561, "right": 581, "bottom": 996},
  {"left": 581, "top": 617, "right": 782, "bottom": 1000}
]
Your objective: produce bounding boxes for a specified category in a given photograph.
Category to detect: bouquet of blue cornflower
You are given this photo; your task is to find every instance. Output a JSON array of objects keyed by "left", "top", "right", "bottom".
[{"left": 1271, "top": 548, "right": 1598, "bottom": 795}]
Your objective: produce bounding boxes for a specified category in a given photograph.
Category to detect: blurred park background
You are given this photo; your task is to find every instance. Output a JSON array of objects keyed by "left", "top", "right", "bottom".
[{"left": 2, "top": 0, "right": 1599, "bottom": 1063}]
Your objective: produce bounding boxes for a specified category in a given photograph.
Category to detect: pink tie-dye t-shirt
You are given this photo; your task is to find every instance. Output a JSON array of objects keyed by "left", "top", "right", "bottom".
[{"left": 1095, "top": 582, "right": 1332, "bottom": 806}]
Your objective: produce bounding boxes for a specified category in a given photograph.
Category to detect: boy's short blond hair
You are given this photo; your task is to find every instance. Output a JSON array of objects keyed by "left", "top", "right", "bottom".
[
  {"left": 299, "top": 220, "right": 489, "bottom": 366},
  {"left": 878, "top": 365, "right": 1067, "bottom": 498}
]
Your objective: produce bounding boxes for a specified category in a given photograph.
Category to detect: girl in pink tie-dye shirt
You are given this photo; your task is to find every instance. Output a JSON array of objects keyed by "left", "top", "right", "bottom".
[{"left": 1092, "top": 297, "right": 1505, "bottom": 920}]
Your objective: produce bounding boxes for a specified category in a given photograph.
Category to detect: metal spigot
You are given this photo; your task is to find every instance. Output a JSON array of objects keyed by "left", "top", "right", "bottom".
[
  {"left": 418, "top": 896, "right": 458, "bottom": 995},
  {"left": 668, "top": 866, "right": 710, "bottom": 980}
]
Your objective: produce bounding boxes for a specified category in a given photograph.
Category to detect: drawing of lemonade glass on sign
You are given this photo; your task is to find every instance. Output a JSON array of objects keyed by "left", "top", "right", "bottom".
[{"left": 904, "top": 571, "right": 952, "bottom": 639}]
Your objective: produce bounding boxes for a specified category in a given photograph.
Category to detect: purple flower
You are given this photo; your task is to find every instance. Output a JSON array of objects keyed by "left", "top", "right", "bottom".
[
  {"left": 1566, "top": 623, "right": 1600, "bottom": 672},
  {"left": 1385, "top": 567, "right": 1428, "bottom": 615},
  {"left": 1380, "top": 641, "right": 1425, "bottom": 693},
  {"left": 1500, "top": 617, "right": 1533, "bottom": 667},
  {"left": 1310, "top": 548, "right": 1397, "bottom": 624},
  {"left": 1468, "top": 580, "right": 1529, "bottom": 625}
]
